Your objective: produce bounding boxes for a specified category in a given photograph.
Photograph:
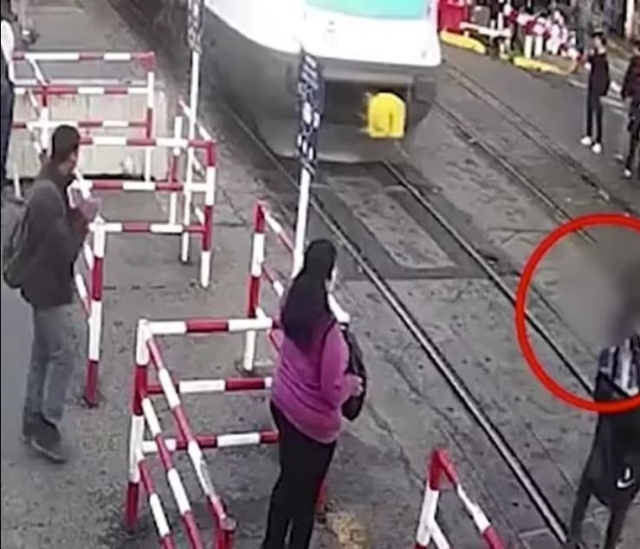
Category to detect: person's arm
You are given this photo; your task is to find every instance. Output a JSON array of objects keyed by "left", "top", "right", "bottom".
[
  {"left": 1, "top": 20, "right": 15, "bottom": 70},
  {"left": 319, "top": 325, "right": 357, "bottom": 407},
  {"left": 29, "top": 185, "right": 88, "bottom": 267}
]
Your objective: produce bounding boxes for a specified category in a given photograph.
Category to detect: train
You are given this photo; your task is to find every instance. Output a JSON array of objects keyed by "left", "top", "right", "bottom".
[{"left": 203, "top": 0, "right": 441, "bottom": 161}]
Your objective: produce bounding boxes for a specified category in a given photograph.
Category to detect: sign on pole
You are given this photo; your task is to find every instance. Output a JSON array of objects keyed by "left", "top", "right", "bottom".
[
  {"left": 187, "top": 0, "right": 204, "bottom": 53},
  {"left": 292, "top": 50, "right": 325, "bottom": 276}
]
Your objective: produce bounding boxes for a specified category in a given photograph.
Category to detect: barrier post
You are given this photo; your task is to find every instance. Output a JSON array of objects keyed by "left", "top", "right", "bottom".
[
  {"left": 182, "top": 0, "right": 203, "bottom": 264},
  {"left": 414, "top": 452, "right": 444, "bottom": 549},
  {"left": 200, "top": 140, "right": 216, "bottom": 288},
  {"left": 243, "top": 203, "right": 266, "bottom": 372},
  {"left": 84, "top": 220, "right": 106, "bottom": 406},
  {"left": 126, "top": 319, "right": 151, "bottom": 530},
  {"left": 143, "top": 54, "right": 156, "bottom": 182},
  {"left": 168, "top": 115, "right": 183, "bottom": 226}
]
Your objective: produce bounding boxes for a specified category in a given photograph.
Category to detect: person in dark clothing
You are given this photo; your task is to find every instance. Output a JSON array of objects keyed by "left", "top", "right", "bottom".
[
  {"left": 19, "top": 125, "right": 98, "bottom": 463},
  {"left": 1, "top": 0, "right": 16, "bottom": 189},
  {"left": 581, "top": 33, "right": 610, "bottom": 154},
  {"left": 620, "top": 40, "right": 640, "bottom": 179},
  {"left": 564, "top": 269, "right": 640, "bottom": 549}
]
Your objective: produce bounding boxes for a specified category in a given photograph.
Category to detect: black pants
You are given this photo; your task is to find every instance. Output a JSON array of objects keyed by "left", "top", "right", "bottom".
[
  {"left": 624, "top": 112, "right": 640, "bottom": 176},
  {"left": 262, "top": 403, "right": 336, "bottom": 549},
  {"left": 567, "top": 470, "right": 634, "bottom": 549},
  {"left": 1, "top": 83, "right": 15, "bottom": 185},
  {"left": 586, "top": 91, "right": 603, "bottom": 145}
]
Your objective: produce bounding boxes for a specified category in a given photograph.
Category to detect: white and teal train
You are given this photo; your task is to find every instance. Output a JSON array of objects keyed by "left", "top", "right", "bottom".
[{"left": 203, "top": 0, "right": 441, "bottom": 161}]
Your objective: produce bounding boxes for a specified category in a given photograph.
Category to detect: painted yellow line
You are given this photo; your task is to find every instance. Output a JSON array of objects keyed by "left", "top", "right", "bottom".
[{"left": 440, "top": 31, "right": 487, "bottom": 55}]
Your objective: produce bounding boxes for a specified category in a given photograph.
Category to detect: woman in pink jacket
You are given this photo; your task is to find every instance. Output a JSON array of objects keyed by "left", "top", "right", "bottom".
[{"left": 262, "top": 239, "right": 363, "bottom": 549}]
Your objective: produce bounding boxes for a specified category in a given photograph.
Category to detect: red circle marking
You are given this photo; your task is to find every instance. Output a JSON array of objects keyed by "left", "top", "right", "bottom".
[{"left": 515, "top": 213, "right": 640, "bottom": 414}]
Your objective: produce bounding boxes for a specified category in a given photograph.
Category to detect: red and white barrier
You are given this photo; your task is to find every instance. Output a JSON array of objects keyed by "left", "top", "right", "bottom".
[
  {"left": 68, "top": 132, "right": 216, "bottom": 406},
  {"left": 126, "top": 317, "right": 282, "bottom": 548},
  {"left": 243, "top": 201, "right": 350, "bottom": 372},
  {"left": 414, "top": 449, "right": 505, "bottom": 549},
  {"left": 12, "top": 51, "right": 156, "bottom": 179},
  {"left": 126, "top": 308, "right": 331, "bottom": 546}
]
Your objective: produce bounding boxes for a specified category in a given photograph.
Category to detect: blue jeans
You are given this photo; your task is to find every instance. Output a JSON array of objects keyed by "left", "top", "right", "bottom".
[
  {"left": 23, "top": 305, "right": 76, "bottom": 425},
  {"left": 1, "top": 83, "right": 15, "bottom": 185}
]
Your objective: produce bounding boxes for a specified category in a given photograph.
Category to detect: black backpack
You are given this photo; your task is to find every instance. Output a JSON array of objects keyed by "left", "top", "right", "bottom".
[
  {"left": 2, "top": 206, "right": 29, "bottom": 289},
  {"left": 340, "top": 325, "right": 367, "bottom": 421},
  {"left": 318, "top": 320, "right": 368, "bottom": 421}
]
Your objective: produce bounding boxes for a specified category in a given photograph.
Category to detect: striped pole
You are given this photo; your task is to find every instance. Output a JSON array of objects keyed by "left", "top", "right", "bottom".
[
  {"left": 147, "top": 375, "right": 273, "bottom": 396},
  {"left": 147, "top": 316, "right": 273, "bottom": 336},
  {"left": 84, "top": 221, "right": 106, "bottom": 406},
  {"left": 243, "top": 203, "right": 266, "bottom": 372},
  {"left": 199, "top": 141, "right": 216, "bottom": 288},
  {"left": 16, "top": 85, "right": 150, "bottom": 96},
  {"left": 138, "top": 455, "right": 176, "bottom": 549},
  {"left": 141, "top": 430, "right": 278, "bottom": 453},
  {"left": 126, "top": 320, "right": 151, "bottom": 531},
  {"left": 147, "top": 335, "right": 236, "bottom": 547},
  {"left": 71, "top": 180, "right": 208, "bottom": 193},
  {"left": 141, "top": 396, "right": 206, "bottom": 549},
  {"left": 414, "top": 450, "right": 505, "bottom": 549},
  {"left": 13, "top": 51, "right": 155, "bottom": 63},
  {"left": 13, "top": 119, "right": 148, "bottom": 131},
  {"left": 168, "top": 115, "right": 183, "bottom": 226},
  {"left": 143, "top": 54, "right": 156, "bottom": 183}
]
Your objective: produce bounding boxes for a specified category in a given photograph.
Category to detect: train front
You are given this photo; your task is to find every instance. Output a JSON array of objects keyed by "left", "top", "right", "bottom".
[{"left": 264, "top": 0, "right": 441, "bottom": 162}]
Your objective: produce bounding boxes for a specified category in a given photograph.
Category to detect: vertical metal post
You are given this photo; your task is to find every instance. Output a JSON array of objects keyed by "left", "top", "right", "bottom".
[
  {"left": 182, "top": 0, "right": 203, "bottom": 263},
  {"left": 292, "top": 51, "right": 324, "bottom": 277}
]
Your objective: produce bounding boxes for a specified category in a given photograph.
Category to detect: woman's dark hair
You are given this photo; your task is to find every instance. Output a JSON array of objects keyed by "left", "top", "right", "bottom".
[{"left": 281, "top": 239, "right": 337, "bottom": 351}]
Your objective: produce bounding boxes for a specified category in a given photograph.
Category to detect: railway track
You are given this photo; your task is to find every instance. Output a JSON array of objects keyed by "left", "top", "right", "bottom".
[
  {"left": 219, "top": 104, "right": 582, "bottom": 546},
  {"left": 109, "top": 2, "right": 637, "bottom": 547},
  {"left": 443, "top": 64, "right": 640, "bottom": 221}
]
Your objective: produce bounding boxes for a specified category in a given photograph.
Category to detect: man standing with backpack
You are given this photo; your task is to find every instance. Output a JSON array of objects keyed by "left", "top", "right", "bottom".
[
  {"left": 3, "top": 125, "right": 98, "bottom": 463},
  {"left": 1, "top": 0, "right": 16, "bottom": 192}
]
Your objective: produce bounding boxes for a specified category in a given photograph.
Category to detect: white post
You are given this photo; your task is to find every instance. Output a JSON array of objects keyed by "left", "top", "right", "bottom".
[
  {"left": 12, "top": 163, "right": 22, "bottom": 200},
  {"left": 180, "top": 48, "right": 201, "bottom": 263},
  {"left": 292, "top": 166, "right": 312, "bottom": 277},
  {"left": 168, "top": 115, "right": 183, "bottom": 226},
  {"left": 144, "top": 68, "right": 155, "bottom": 182}
]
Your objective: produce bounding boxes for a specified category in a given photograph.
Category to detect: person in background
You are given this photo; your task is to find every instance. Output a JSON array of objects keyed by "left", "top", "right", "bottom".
[
  {"left": 262, "top": 239, "right": 363, "bottom": 549},
  {"left": 564, "top": 264, "right": 640, "bottom": 549},
  {"left": 581, "top": 32, "right": 610, "bottom": 155},
  {"left": 1, "top": 0, "right": 16, "bottom": 192},
  {"left": 11, "top": 0, "right": 36, "bottom": 46},
  {"left": 19, "top": 125, "right": 98, "bottom": 463},
  {"left": 620, "top": 40, "right": 640, "bottom": 179}
]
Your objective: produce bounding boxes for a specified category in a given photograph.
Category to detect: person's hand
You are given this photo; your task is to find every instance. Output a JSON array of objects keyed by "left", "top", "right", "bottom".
[
  {"left": 77, "top": 196, "right": 100, "bottom": 222},
  {"left": 349, "top": 375, "right": 364, "bottom": 397}
]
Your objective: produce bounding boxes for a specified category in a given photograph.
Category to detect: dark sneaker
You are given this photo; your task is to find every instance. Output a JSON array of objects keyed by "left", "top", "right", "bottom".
[
  {"left": 30, "top": 418, "right": 69, "bottom": 464},
  {"left": 21, "top": 412, "right": 41, "bottom": 443}
]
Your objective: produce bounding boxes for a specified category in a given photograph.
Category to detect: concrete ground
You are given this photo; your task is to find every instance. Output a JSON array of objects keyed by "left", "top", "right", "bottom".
[{"left": 2, "top": 2, "right": 639, "bottom": 549}]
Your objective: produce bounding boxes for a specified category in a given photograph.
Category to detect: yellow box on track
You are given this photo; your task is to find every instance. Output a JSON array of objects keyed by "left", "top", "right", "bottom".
[{"left": 366, "top": 92, "right": 406, "bottom": 139}]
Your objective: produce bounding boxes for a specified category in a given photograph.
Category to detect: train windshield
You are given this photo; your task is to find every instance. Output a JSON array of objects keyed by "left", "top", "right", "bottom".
[{"left": 306, "top": 0, "right": 428, "bottom": 19}]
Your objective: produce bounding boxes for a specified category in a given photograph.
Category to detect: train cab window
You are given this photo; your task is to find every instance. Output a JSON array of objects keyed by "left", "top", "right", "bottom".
[{"left": 306, "top": 0, "right": 428, "bottom": 19}]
